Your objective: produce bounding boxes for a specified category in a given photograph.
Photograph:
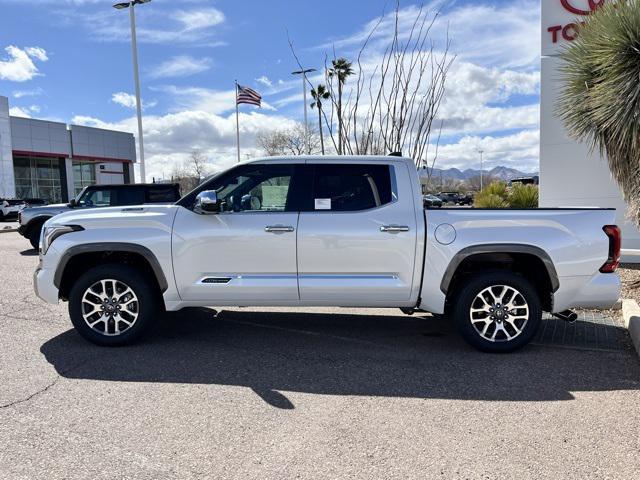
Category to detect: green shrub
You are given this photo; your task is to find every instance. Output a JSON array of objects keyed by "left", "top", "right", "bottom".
[
  {"left": 474, "top": 192, "right": 509, "bottom": 208},
  {"left": 508, "top": 183, "right": 538, "bottom": 208},
  {"left": 474, "top": 181, "right": 509, "bottom": 208},
  {"left": 483, "top": 181, "right": 508, "bottom": 199}
]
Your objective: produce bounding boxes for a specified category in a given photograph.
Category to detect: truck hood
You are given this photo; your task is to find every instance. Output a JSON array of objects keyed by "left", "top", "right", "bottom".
[
  {"left": 46, "top": 204, "right": 181, "bottom": 231},
  {"left": 23, "top": 203, "right": 70, "bottom": 216}
]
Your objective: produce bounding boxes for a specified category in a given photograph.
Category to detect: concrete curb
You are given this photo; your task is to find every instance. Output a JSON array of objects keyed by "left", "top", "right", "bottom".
[{"left": 621, "top": 299, "right": 640, "bottom": 357}]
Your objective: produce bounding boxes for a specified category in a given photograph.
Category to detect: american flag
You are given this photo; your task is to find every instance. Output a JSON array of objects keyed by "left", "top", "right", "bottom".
[{"left": 236, "top": 85, "right": 261, "bottom": 107}]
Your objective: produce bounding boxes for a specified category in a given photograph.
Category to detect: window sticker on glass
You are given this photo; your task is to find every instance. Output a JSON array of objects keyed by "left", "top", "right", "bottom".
[{"left": 315, "top": 198, "right": 331, "bottom": 210}]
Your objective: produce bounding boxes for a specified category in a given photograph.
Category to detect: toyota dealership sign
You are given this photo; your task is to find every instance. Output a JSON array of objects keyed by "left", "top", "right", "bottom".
[{"left": 542, "top": 0, "right": 607, "bottom": 55}]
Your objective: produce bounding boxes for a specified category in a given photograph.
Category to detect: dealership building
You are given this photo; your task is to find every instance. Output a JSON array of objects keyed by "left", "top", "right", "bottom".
[
  {"left": 540, "top": 0, "right": 640, "bottom": 256},
  {"left": 0, "top": 95, "right": 136, "bottom": 204}
]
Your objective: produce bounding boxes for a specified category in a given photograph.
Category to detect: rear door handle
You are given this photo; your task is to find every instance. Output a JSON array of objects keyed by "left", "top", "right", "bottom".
[
  {"left": 265, "top": 225, "right": 295, "bottom": 233},
  {"left": 380, "top": 225, "right": 410, "bottom": 233}
]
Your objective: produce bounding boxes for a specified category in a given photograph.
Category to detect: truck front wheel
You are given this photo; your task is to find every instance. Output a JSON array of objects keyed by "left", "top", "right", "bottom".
[
  {"left": 452, "top": 271, "right": 541, "bottom": 353},
  {"left": 27, "top": 220, "right": 47, "bottom": 250},
  {"left": 68, "top": 264, "right": 159, "bottom": 346}
]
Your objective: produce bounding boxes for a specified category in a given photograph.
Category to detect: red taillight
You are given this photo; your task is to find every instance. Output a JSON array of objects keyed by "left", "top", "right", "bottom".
[{"left": 600, "top": 225, "right": 621, "bottom": 273}]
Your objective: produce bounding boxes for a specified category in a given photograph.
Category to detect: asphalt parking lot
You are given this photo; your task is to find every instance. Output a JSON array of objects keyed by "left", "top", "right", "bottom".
[{"left": 1, "top": 232, "right": 639, "bottom": 479}]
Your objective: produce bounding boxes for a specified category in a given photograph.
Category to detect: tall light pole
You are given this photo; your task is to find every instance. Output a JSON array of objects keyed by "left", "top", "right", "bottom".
[
  {"left": 292, "top": 68, "right": 316, "bottom": 154},
  {"left": 478, "top": 149, "right": 484, "bottom": 190},
  {"left": 114, "top": 0, "right": 150, "bottom": 183}
]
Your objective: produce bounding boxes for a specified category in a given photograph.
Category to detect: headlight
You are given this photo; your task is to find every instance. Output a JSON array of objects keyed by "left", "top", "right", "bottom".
[{"left": 40, "top": 225, "right": 84, "bottom": 255}]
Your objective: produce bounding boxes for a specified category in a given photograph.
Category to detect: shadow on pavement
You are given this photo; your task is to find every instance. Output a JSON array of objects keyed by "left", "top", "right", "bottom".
[
  {"left": 41, "top": 308, "right": 640, "bottom": 409},
  {"left": 20, "top": 249, "right": 38, "bottom": 256}
]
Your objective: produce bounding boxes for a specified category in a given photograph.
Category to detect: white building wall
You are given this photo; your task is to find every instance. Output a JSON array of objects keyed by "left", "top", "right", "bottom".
[
  {"left": 97, "top": 162, "right": 125, "bottom": 185},
  {"left": 540, "top": 0, "right": 640, "bottom": 252},
  {"left": 0, "top": 96, "right": 15, "bottom": 198}
]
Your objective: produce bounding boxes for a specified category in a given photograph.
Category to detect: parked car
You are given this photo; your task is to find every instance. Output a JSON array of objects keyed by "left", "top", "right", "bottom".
[
  {"left": 0, "top": 199, "right": 26, "bottom": 221},
  {"left": 457, "top": 193, "right": 474, "bottom": 206},
  {"left": 19, "top": 183, "right": 181, "bottom": 249},
  {"left": 423, "top": 194, "right": 443, "bottom": 208},
  {"left": 33, "top": 156, "right": 621, "bottom": 352},
  {"left": 436, "top": 192, "right": 460, "bottom": 205}
]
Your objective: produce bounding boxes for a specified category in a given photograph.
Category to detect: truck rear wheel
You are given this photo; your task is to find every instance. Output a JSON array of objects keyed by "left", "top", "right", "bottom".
[
  {"left": 452, "top": 271, "right": 541, "bottom": 353},
  {"left": 68, "top": 264, "right": 158, "bottom": 346}
]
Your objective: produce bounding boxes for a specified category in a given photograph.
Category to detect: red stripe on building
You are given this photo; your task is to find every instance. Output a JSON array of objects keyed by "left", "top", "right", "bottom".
[{"left": 12, "top": 150, "right": 133, "bottom": 164}]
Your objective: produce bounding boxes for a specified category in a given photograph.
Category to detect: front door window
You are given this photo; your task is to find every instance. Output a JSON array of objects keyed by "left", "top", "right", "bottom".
[{"left": 212, "top": 164, "right": 295, "bottom": 213}]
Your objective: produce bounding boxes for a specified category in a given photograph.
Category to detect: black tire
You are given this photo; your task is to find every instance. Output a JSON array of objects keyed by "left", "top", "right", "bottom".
[
  {"left": 452, "top": 271, "right": 541, "bottom": 353},
  {"left": 27, "top": 222, "right": 45, "bottom": 250},
  {"left": 69, "top": 263, "right": 159, "bottom": 346},
  {"left": 0, "top": 211, "right": 4, "bottom": 222}
]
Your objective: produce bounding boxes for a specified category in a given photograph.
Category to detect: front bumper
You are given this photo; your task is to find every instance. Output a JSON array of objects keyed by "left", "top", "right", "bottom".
[
  {"left": 34, "top": 264, "right": 59, "bottom": 304},
  {"left": 2, "top": 210, "right": 19, "bottom": 218},
  {"left": 33, "top": 248, "right": 61, "bottom": 304}
]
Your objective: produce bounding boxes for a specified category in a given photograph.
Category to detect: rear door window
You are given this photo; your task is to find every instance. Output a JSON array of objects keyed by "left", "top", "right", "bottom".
[
  {"left": 145, "top": 185, "right": 180, "bottom": 203},
  {"left": 310, "top": 164, "right": 393, "bottom": 212},
  {"left": 112, "top": 187, "right": 144, "bottom": 206}
]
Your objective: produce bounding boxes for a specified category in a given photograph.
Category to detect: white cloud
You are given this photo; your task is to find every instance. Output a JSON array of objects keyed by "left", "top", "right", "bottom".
[
  {"left": 24, "top": 47, "right": 48, "bottom": 62},
  {"left": 9, "top": 106, "right": 32, "bottom": 118},
  {"left": 322, "top": 1, "right": 539, "bottom": 70},
  {"left": 149, "top": 56, "right": 212, "bottom": 79},
  {"left": 64, "top": 6, "right": 227, "bottom": 45},
  {"left": 0, "top": 45, "right": 48, "bottom": 82},
  {"left": 72, "top": 110, "right": 298, "bottom": 181},
  {"left": 256, "top": 76, "right": 273, "bottom": 88},
  {"left": 434, "top": 130, "right": 540, "bottom": 172},
  {"left": 175, "top": 8, "right": 225, "bottom": 31},
  {"left": 111, "top": 92, "right": 157, "bottom": 110},
  {"left": 153, "top": 86, "right": 236, "bottom": 115},
  {"left": 8, "top": 104, "right": 41, "bottom": 118},
  {"left": 13, "top": 87, "right": 44, "bottom": 98}
]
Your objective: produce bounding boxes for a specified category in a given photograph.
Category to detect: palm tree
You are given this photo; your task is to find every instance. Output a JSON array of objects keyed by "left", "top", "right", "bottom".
[
  {"left": 328, "top": 58, "right": 354, "bottom": 154},
  {"left": 310, "top": 84, "right": 330, "bottom": 154},
  {"left": 557, "top": 1, "right": 640, "bottom": 226}
]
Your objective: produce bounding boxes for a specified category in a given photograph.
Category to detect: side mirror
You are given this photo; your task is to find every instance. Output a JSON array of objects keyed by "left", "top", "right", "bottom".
[
  {"left": 194, "top": 190, "right": 219, "bottom": 214},
  {"left": 68, "top": 199, "right": 77, "bottom": 208}
]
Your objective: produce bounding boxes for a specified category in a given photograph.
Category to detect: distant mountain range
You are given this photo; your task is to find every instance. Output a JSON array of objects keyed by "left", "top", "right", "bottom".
[{"left": 418, "top": 166, "right": 538, "bottom": 182}]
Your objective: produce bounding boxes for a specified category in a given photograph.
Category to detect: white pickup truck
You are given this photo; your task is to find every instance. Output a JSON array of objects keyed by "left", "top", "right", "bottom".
[{"left": 33, "top": 156, "right": 621, "bottom": 352}]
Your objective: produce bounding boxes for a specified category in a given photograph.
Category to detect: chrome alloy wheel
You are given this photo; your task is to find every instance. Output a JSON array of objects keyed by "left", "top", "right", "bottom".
[
  {"left": 469, "top": 285, "right": 529, "bottom": 342},
  {"left": 81, "top": 279, "right": 139, "bottom": 336}
]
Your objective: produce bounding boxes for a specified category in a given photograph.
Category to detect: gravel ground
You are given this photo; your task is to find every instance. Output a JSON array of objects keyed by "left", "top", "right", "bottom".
[
  {"left": 618, "top": 264, "right": 640, "bottom": 304},
  {"left": 1, "top": 232, "right": 639, "bottom": 479}
]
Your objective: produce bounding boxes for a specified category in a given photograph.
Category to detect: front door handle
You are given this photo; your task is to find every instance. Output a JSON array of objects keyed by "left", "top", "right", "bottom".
[
  {"left": 265, "top": 225, "right": 295, "bottom": 233},
  {"left": 380, "top": 225, "right": 410, "bottom": 233}
]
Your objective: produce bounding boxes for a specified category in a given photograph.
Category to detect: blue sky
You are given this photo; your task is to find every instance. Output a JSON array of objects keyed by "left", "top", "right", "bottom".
[{"left": 0, "top": 0, "right": 541, "bottom": 180}]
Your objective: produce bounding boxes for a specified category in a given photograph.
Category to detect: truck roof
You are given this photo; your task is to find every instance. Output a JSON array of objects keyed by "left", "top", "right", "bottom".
[
  {"left": 242, "top": 155, "right": 416, "bottom": 166},
  {"left": 85, "top": 183, "right": 180, "bottom": 189}
]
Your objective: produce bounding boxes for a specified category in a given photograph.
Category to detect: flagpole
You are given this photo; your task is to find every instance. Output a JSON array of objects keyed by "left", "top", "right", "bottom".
[{"left": 235, "top": 81, "right": 240, "bottom": 163}]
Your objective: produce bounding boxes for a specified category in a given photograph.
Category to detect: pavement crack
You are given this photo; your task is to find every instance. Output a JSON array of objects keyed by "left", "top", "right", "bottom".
[{"left": 0, "top": 375, "right": 60, "bottom": 410}]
